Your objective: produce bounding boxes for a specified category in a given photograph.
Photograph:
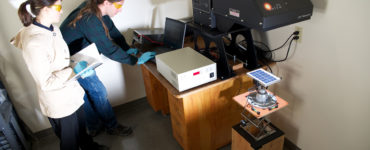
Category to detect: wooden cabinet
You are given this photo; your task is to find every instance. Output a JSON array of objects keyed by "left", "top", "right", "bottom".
[
  {"left": 141, "top": 62, "right": 256, "bottom": 150},
  {"left": 141, "top": 64, "right": 169, "bottom": 114}
]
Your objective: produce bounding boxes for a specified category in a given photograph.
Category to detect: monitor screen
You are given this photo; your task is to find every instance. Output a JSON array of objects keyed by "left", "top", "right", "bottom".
[{"left": 163, "top": 18, "right": 187, "bottom": 49}]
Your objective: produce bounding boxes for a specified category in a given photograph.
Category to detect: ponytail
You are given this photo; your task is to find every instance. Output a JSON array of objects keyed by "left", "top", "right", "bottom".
[
  {"left": 17, "top": 0, "right": 59, "bottom": 27},
  {"left": 70, "top": 0, "right": 121, "bottom": 40},
  {"left": 18, "top": 1, "right": 33, "bottom": 26}
]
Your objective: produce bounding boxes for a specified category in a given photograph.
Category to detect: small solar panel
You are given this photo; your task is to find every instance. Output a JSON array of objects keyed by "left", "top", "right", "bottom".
[{"left": 247, "top": 68, "right": 280, "bottom": 87}]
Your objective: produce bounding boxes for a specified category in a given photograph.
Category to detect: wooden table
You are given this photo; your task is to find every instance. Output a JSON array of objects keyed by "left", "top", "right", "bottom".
[{"left": 141, "top": 61, "right": 257, "bottom": 150}]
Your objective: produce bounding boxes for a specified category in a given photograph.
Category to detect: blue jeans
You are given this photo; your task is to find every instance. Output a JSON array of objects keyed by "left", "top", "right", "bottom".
[{"left": 78, "top": 73, "right": 118, "bottom": 131}]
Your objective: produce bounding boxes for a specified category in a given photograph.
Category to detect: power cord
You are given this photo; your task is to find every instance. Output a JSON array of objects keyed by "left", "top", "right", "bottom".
[
  {"left": 254, "top": 31, "right": 299, "bottom": 52},
  {"left": 260, "top": 58, "right": 273, "bottom": 73},
  {"left": 254, "top": 31, "right": 300, "bottom": 62},
  {"left": 272, "top": 35, "right": 299, "bottom": 62},
  {"left": 269, "top": 33, "right": 295, "bottom": 52}
]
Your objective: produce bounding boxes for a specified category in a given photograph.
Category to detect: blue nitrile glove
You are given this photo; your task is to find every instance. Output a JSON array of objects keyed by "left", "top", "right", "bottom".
[
  {"left": 80, "top": 69, "right": 95, "bottom": 78},
  {"left": 126, "top": 48, "right": 138, "bottom": 55},
  {"left": 73, "top": 61, "right": 88, "bottom": 74},
  {"left": 137, "top": 51, "right": 156, "bottom": 65},
  {"left": 73, "top": 61, "right": 95, "bottom": 78}
]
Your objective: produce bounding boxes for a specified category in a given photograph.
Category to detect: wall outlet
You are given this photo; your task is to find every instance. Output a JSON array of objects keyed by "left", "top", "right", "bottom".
[{"left": 295, "top": 26, "right": 303, "bottom": 43}]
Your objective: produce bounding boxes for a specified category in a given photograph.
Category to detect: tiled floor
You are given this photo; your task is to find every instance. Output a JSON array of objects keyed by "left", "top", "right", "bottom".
[{"left": 31, "top": 98, "right": 231, "bottom": 150}]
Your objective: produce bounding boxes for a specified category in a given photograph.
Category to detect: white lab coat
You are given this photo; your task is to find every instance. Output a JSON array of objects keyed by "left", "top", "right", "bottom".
[{"left": 11, "top": 24, "right": 84, "bottom": 118}]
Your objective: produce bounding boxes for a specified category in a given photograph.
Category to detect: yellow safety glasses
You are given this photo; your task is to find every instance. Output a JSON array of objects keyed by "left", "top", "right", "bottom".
[
  {"left": 113, "top": 2, "right": 123, "bottom": 9},
  {"left": 49, "top": 5, "right": 62, "bottom": 12}
]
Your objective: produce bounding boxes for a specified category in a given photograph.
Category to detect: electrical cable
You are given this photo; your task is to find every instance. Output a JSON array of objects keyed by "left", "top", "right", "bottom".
[
  {"left": 253, "top": 41, "right": 271, "bottom": 52},
  {"left": 271, "top": 36, "right": 298, "bottom": 62},
  {"left": 253, "top": 31, "right": 299, "bottom": 52},
  {"left": 269, "top": 34, "right": 294, "bottom": 52},
  {"left": 251, "top": 31, "right": 300, "bottom": 63},
  {"left": 260, "top": 58, "right": 273, "bottom": 74}
]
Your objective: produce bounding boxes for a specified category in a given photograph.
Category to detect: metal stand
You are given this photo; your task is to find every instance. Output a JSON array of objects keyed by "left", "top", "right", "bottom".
[
  {"left": 240, "top": 109, "right": 276, "bottom": 141},
  {"left": 187, "top": 22, "right": 260, "bottom": 80},
  {"left": 247, "top": 85, "right": 278, "bottom": 110},
  {"left": 227, "top": 29, "right": 260, "bottom": 70},
  {"left": 232, "top": 121, "right": 284, "bottom": 150},
  {"left": 232, "top": 89, "right": 287, "bottom": 150},
  {"left": 240, "top": 84, "right": 279, "bottom": 140},
  {"left": 232, "top": 69, "right": 287, "bottom": 150}
]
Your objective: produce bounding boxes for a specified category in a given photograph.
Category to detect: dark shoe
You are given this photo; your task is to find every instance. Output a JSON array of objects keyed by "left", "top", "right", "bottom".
[
  {"left": 83, "top": 142, "right": 109, "bottom": 150},
  {"left": 107, "top": 124, "right": 133, "bottom": 137},
  {"left": 97, "top": 144, "right": 110, "bottom": 150},
  {"left": 87, "top": 129, "right": 101, "bottom": 137}
]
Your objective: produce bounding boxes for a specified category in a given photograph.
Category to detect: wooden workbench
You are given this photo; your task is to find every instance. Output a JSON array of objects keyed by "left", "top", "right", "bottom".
[{"left": 141, "top": 61, "right": 257, "bottom": 150}]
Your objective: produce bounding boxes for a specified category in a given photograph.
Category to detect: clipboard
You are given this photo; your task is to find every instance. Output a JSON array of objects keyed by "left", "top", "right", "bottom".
[{"left": 67, "top": 43, "right": 103, "bottom": 82}]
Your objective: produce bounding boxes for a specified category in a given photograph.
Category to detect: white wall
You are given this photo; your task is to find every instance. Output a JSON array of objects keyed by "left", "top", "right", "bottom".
[
  {"left": 264, "top": 0, "right": 370, "bottom": 149},
  {"left": 0, "top": 0, "right": 192, "bottom": 132}
]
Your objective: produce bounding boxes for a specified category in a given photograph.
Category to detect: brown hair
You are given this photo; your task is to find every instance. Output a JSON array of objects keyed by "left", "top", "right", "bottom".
[
  {"left": 69, "top": 0, "right": 122, "bottom": 39},
  {"left": 18, "top": 0, "right": 59, "bottom": 26}
]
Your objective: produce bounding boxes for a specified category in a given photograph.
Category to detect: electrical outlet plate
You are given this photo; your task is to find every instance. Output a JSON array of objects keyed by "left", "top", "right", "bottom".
[{"left": 295, "top": 26, "right": 302, "bottom": 43}]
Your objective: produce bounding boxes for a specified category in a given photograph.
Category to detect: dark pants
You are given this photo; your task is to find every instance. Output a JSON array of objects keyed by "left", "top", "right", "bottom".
[{"left": 48, "top": 105, "right": 99, "bottom": 150}]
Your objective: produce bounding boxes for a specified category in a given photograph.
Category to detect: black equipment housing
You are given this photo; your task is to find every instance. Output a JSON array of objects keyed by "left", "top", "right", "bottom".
[
  {"left": 191, "top": 0, "right": 313, "bottom": 79},
  {"left": 193, "top": 0, "right": 313, "bottom": 31}
]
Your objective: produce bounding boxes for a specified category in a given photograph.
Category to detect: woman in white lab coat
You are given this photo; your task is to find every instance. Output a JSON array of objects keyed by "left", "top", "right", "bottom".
[{"left": 10, "top": 0, "right": 107, "bottom": 149}]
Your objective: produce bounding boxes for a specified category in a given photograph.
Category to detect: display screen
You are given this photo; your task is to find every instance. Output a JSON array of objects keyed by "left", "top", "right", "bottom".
[{"left": 163, "top": 18, "right": 187, "bottom": 49}]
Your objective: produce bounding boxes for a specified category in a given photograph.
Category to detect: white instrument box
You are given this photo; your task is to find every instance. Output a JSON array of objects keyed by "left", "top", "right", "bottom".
[{"left": 155, "top": 47, "right": 217, "bottom": 92}]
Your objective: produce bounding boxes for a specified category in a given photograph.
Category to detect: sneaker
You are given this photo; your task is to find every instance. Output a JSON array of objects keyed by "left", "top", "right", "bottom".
[
  {"left": 106, "top": 124, "right": 133, "bottom": 137},
  {"left": 97, "top": 144, "right": 110, "bottom": 150},
  {"left": 84, "top": 142, "right": 109, "bottom": 150},
  {"left": 87, "top": 129, "right": 101, "bottom": 137}
]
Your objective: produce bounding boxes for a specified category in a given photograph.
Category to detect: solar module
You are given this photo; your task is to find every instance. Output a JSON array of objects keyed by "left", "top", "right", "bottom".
[{"left": 247, "top": 69, "right": 280, "bottom": 87}]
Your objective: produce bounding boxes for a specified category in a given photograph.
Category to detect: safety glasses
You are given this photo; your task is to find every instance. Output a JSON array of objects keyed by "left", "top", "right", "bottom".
[
  {"left": 49, "top": 5, "right": 62, "bottom": 12},
  {"left": 113, "top": 2, "right": 123, "bottom": 9}
]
